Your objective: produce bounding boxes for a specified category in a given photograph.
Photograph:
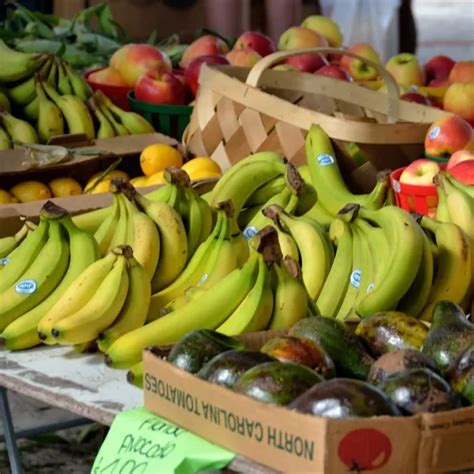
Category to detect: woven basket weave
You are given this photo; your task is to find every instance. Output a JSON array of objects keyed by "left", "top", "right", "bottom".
[{"left": 183, "top": 47, "right": 447, "bottom": 191}]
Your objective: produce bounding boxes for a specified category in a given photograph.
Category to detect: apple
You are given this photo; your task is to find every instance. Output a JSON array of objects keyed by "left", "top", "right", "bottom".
[
  {"left": 226, "top": 48, "right": 262, "bottom": 67},
  {"left": 428, "top": 78, "right": 450, "bottom": 88},
  {"left": 447, "top": 149, "right": 474, "bottom": 171},
  {"left": 444, "top": 82, "right": 474, "bottom": 125},
  {"left": 425, "top": 115, "right": 474, "bottom": 158},
  {"left": 284, "top": 53, "right": 327, "bottom": 73},
  {"left": 87, "top": 67, "right": 128, "bottom": 86},
  {"left": 386, "top": 53, "right": 424, "bottom": 87},
  {"left": 340, "top": 43, "right": 380, "bottom": 81},
  {"left": 180, "top": 35, "right": 229, "bottom": 69},
  {"left": 135, "top": 70, "right": 185, "bottom": 105},
  {"left": 272, "top": 64, "right": 298, "bottom": 72},
  {"left": 315, "top": 65, "right": 351, "bottom": 81},
  {"left": 399, "top": 159, "right": 441, "bottom": 185},
  {"left": 379, "top": 83, "right": 409, "bottom": 95},
  {"left": 400, "top": 92, "right": 432, "bottom": 106},
  {"left": 449, "top": 60, "right": 474, "bottom": 84},
  {"left": 424, "top": 55, "right": 455, "bottom": 83},
  {"left": 301, "top": 15, "right": 343, "bottom": 47},
  {"left": 110, "top": 44, "right": 130, "bottom": 71},
  {"left": 184, "top": 54, "right": 230, "bottom": 97},
  {"left": 448, "top": 160, "right": 474, "bottom": 185},
  {"left": 234, "top": 31, "right": 275, "bottom": 57},
  {"left": 278, "top": 26, "right": 329, "bottom": 50}
]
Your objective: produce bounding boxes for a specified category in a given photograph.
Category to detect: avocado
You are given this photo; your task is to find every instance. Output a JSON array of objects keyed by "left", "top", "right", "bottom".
[
  {"left": 233, "top": 361, "right": 323, "bottom": 405},
  {"left": 260, "top": 336, "right": 336, "bottom": 379},
  {"left": 197, "top": 350, "right": 275, "bottom": 388},
  {"left": 377, "top": 368, "right": 461, "bottom": 415},
  {"left": 289, "top": 378, "right": 400, "bottom": 418},
  {"left": 447, "top": 342, "right": 474, "bottom": 405},
  {"left": 422, "top": 301, "right": 474, "bottom": 375},
  {"left": 168, "top": 330, "right": 245, "bottom": 374},
  {"left": 367, "top": 349, "right": 438, "bottom": 385},
  {"left": 289, "top": 316, "right": 374, "bottom": 379},
  {"left": 355, "top": 311, "right": 428, "bottom": 356}
]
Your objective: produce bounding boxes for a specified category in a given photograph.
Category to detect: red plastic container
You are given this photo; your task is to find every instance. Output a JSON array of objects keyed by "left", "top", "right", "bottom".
[
  {"left": 390, "top": 167, "right": 444, "bottom": 217},
  {"left": 84, "top": 68, "right": 133, "bottom": 111}
]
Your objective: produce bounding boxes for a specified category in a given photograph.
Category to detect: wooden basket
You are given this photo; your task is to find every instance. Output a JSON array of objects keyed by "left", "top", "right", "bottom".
[{"left": 183, "top": 47, "right": 447, "bottom": 192}]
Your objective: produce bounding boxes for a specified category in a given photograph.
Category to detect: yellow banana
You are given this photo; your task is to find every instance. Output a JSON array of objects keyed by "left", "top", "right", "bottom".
[
  {"left": 127, "top": 361, "right": 144, "bottom": 388},
  {"left": 72, "top": 206, "right": 111, "bottom": 234},
  {"left": 94, "top": 193, "right": 120, "bottom": 256},
  {"left": 1, "top": 112, "right": 38, "bottom": 145},
  {"left": 63, "top": 61, "right": 91, "bottom": 102},
  {"left": 89, "top": 97, "right": 115, "bottom": 139},
  {"left": 0, "top": 219, "right": 35, "bottom": 259},
  {"left": 36, "top": 79, "right": 64, "bottom": 143}
]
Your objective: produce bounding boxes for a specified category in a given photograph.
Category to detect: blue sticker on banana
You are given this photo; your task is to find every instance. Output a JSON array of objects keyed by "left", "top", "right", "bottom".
[
  {"left": 15, "top": 279, "right": 37, "bottom": 294},
  {"left": 350, "top": 269, "right": 361, "bottom": 288},
  {"left": 317, "top": 154, "right": 335, "bottom": 166},
  {"left": 0, "top": 257, "right": 9, "bottom": 266},
  {"left": 243, "top": 226, "right": 258, "bottom": 240},
  {"left": 367, "top": 283, "right": 375, "bottom": 293}
]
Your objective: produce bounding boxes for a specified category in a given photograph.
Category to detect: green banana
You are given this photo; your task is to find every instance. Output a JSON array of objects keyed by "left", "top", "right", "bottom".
[
  {"left": 0, "top": 40, "right": 47, "bottom": 82},
  {"left": 63, "top": 62, "right": 92, "bottom": 102},
  {"left": 1, "top": 112, "right": 39, "bottom": 145},
  {"left": 36, "top": 78, "right": 64, "bottom": 143},
  {"left": 0, "top": 125, "right": 12, "bottom": 150},
  {"left": 0, "top": 219, "right": 35, "bottom": 259}
]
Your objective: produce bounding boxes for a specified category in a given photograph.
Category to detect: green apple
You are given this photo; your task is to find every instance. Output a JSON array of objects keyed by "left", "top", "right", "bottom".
[{"left": 385, "top": 53, "right": 424, "bottom": 87}]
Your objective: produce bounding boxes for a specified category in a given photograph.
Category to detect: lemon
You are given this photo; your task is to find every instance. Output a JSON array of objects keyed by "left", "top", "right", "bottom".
[
  {"left": 10, "top": 181, "right": 52, "bottom": 203},
  {"left": 140, "top": 144, "right": 183, "bottom": 177},
  {"left": 0, "top": 189, "right": 18, "bottom": 204},
  {"left": 48, "top": 177, "right": 83, "bottom": 197},
  {"left": 181, "top": 157, "right": 222, "bottom": 181},
  {"left": 146, "top": 171, "right": 166, "bottom": 186},
  {"left": 84, "top": 169, "right": 129, "bottom": 193},
  {"left": 130, "top": 176, "right": 149, "bottom": 188}
]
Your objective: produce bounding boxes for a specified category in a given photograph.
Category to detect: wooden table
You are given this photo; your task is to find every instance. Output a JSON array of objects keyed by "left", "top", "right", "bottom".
[{"left": 0, "top": 346, "right": 273, "bottom": 474}]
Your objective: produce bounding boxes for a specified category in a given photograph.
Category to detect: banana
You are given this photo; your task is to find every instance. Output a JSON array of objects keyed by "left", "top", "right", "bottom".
[
  {"left": 1, "top": 217, "right": 98, "bottom": 350},
  {"left": 0, "top": 90, "right": 11, "bottom": 112},
  {"left": 94, "top": 193, "right": 120, "bottom": 256},
  {"left": 107, "top": 193, "right": 129, "bottom": 251},
  {"left": 72, "top": 206, "right": 111, "bottom": 234},
  {"left": 134, "top": 192, "right": 187, "bottom": 292},
  {"left": 197, "top": 194, "right": 213, "bottom": 245},
  {"left": 317, "top": 219, "right": 353, "bottom": 318},
  {"left": 97, "top": 100, "right": 129, "bottom": 136},
  {"left": 0, "top": 219, "right": 35, "bottom": 259},
  {"left": 63, "top": 62, "right": 92, "bottom": 102},
  {"left": 37, "top": 251, "right": 118, "bottom": 344},
  {"left": 305, "top": 124, "right": 388, "bottom": 216},
  {"left": 127, "top": 361, "right": 144, "bottom": 389},
  {"left": 1, "top": 112, "right": 39, "bottom": 145},
  {"left": 98, "top": 254, "right": 151, "bottom": 353},
  {"left": 303, "top": 200, "right": 334, "bottom": 227},
  {"left": 0, "top": 218, "right": 69, "bottom": 332},
  {"left": 444, "top": 173, "right": 474, "bottom": 200},
  {"left": 418, "top": 217, "right": 471, "bottom": 321},
  {"left": 0, "top": 125, "right": 12, "bottom": 150},
  {"left": 41, "top": 81, "right": 94, "bottom": 140},
  {"left": 274, "top": 225, "right": 299, "bottom": 261},
  {"left": 0, "top": 40, "right": 47, "bottom": 82},
  {"left": 216, "top": 253, "right": 273, "bottom": 335},
  {"left": 88, "top": 97, "right": 115, "bottom": 139},
  {"left": 269, "top": 256, "right": 308, "bottom": 329},
  {"left": 51, "top": 247, "right": 130, "bottom": 345},
  {"left": 435, "top": 177, "right": 450, "bottom": 223},
  {"left": 23, "top": 96, "right": 40, "bottom": 122},
  {"left": 179, "top": 186, "right": 204, "bottom": 258},
  {"left": 0, "top": 218, "right": 49, "bottom": 293},
  {"left": 246, "top": 176, "right": 286, "bottom": 206},
  {"left": 352, "top": 219, "right": 374, "bottom": 310},
  {"left": 36, "top": 78, "right": 64, "bottom": 143},
  {"left": 106, "top": 252, "right": 260, "bottom": 368},
  {"left": 56, "top": 58, "right": 73, "bottom": 95}
]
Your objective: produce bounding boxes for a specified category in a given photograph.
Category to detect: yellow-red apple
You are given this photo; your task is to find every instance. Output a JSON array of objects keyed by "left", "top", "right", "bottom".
[
  {"left": 400, "top": 92, "right": 432, "bottom": 106},
  {"left": 184, "top": 54, "right": 230, "bottom": 97},
  {"left": 399, "top": 159, "right": 441, "bottom": 185},
  {"left": 87, "top": 67, "right": 127, "bottom": 86},
  {"left": 386, "top": 53, "right": 424, "bottom": 87},
  {"left": 443, "top": 82, "right": 474, "bottom": 125},
  {"left": 180, "top": 35, "right": 229, "bottom": 69},
  {"left": 278, "top": 26, "right": 329, "bottom": 50},
  {"left": 226, "top": 48, "right": 262, "bottom": 67},
  {"left": 425, "top": 115, "right": 474, "bottom": 157},
  {"left": 424, "top": 55, "right": 455, "bottom": 83},
  {"left": 447, "top": 149, "right": 474, "bottom": 171},
  {"left": 301, "top": 15, "right": 343, "bottom": 47},
  {"left": 448, "top": 160, "right": 474, "bottom": 185},
  {"left": 135, "top": 71, "right": 185, "bottom": 105},
  {"left": 315, "top": 64, "right": 351, "bottom": 81},
  {"left": 340, "top": 43, "right": 380, "bottom": 81},
  {"left": 284, "top": 53, "right": 327, "bottom": 72},
  {"left": 234, "top": 31, "right": 275, "bottom": 57},
  {"left": 449, "top": 61, "right": 474, "bottom": 84}
]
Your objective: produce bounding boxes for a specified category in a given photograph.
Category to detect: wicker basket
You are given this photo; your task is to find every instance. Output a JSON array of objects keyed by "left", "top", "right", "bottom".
[{"left": 183, "top": 47, "right": 447, "bottom": 192}]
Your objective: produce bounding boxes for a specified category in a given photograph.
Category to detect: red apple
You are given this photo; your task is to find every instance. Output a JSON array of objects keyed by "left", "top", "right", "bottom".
[
  {"left": 425, "top": 115, "right": 474, "bottom": 158},
  {"left": 428, "top": 78, "right": 450, "bottom": 88},
  {"left": 301, "top": 15, "right": 343, "bottom": 47},
  {"left": 444, "top": 82, "right": 474, "bottom": 125},
  {"left": 424, "top": 55, "right": 455, "bottom": 83},
  {"left": 184, "top": 54, "right": 230, "bottom": 98},
  {"left": 135, "top": 70, "right": 185, "bottom": 105},
  {"left": 401, "top": 92, "right": 432, "bottom": 106},
  {"left": 448, "top": 160, "right": 474, "bottom": 185},
  {"left": 234, "top": 31, "right": 275, "bottom": 57},
  {"left": 226, "top": 48, "right": 262, "bottom": 67},
  {"left": 449, "top": 61, "right": 474, "bottom": 84},
  {"left": 340, "top": 43, "right": 380, "bottom": 81},
  {"left": 447, "top": 149, "right": 474, "bottom": 171},
  {"left": 278, "top": 26, "right": 329, "bottom": 50},
  {"left": 315, "top": 65, "right": 351, "bottom": 81},
  {"left": 180, "top": 35, "right": 229, "bottom": 69},
  {"left": 284, "top": 53, "right": 327, "bottom": 73},
  {"left": 386, "top": 53, "right": 424, "bottom": 87},
  {"left": 111, "top": 44, "right": 171, "bottom": 87},
  {"left": 87, "top": 67, "right": 128, "bottom": 86},
  {"left": 399, "top": 159, "right": 441, "bottom": 185}
]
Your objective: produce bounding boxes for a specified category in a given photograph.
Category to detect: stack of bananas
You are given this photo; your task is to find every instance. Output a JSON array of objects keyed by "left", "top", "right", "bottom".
[{"left": 0, "top": 40, "right": 154, "bottom": 149}]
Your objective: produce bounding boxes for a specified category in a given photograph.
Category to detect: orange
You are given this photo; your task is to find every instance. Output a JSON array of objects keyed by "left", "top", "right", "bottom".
[
  {"left": 181, "top": 157, "right": 222, "bottom": 181},
  {"left": 140, "top": 144, "right": 183, "bottom": 177},
  {"left": 10, "top": 181, "right": 52, "bottom": 203},
  {"left": 48, "top": 177, "right": 83, "bottom": 197},
  {"left": 146, "top": 171, "right": 166, "bottom": 186}
]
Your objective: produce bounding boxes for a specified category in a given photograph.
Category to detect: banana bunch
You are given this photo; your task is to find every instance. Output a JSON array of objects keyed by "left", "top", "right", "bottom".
[
  {"left": 0, "top": 202, "right": 99, "bottom": 349},
  {"left": 0, "top": 217, "right": 36, "bottom": 259},
  {"left": 0, "top": 111, "right": 39, "bottom": 148}
]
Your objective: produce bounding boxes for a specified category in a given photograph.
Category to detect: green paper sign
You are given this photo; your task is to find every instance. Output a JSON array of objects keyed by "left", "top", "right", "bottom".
[{"left": 92, "top": 407, "right": 235, "bottom": 474}]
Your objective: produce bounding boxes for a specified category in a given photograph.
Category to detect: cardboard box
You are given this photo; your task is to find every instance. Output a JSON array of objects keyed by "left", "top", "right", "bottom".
[{"left": 143, "top": 333, "right": 474, "bottom": 473}]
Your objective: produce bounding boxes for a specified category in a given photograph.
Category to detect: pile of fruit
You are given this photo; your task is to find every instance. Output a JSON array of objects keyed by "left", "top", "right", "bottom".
[{"left": 159, "top": 299, "right": 473, "bottom": 415}]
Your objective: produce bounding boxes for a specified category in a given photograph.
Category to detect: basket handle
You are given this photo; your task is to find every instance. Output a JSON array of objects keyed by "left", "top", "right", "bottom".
[{"left": 245, "top": 47, "right": 400, "bottom": 121}]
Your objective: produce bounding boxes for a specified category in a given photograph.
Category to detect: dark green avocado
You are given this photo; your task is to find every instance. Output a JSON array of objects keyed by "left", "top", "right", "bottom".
[
  {"left": 233, "top": 361, "right": 323, "bottom": 405},
  {"left": 447, "top": 342, "right": 474, "bottom": 405},
  {"left": 197, "top": 350, "right": 275, "bottom": 388},
  {"left": 288, "top": 378, "right": 400, "bottom": 418},
  {"left": 378, "top": 368, "right": 461, "bottom": 415},
  {"left": 168, "top": 330, "right": 244, "bottom": 374}
]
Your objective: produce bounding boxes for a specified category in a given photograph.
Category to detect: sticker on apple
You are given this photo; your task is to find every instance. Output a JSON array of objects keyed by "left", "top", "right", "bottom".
[
  {"left": 15, "top": 279, "right": 37, "bottom": 295},
  {"left": 350, "top": 269, "right": 361, "bottom": 288},
  {"left": 243, "top": 226, "right": 258, "bottom": 240},
  {"left": 338, "top": 428, "right": 392, "bottom": 471},
  {"left": 317, "top": 153, "right": 335, "bottom": 166},
  {"left": 429, "top": 126, "right": 441, "bottom": 140}
]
